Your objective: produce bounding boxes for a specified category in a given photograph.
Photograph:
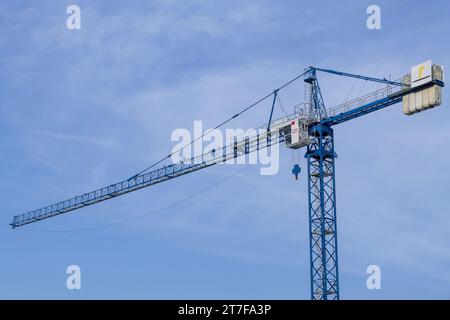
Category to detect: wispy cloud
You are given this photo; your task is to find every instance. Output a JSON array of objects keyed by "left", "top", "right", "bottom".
[{"left": 36, "top": 130, "right": 120, "bottom": 150}]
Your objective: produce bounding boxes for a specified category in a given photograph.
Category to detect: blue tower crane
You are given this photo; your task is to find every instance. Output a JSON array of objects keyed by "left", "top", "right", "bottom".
[{"left": 10, "top": 61, "right": 445, "bottom": 300}]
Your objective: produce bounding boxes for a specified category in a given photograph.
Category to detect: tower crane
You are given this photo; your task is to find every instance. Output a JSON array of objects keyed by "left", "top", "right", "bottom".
[{"left": 10, "top": 60, "right": 445, "bottom": 300}]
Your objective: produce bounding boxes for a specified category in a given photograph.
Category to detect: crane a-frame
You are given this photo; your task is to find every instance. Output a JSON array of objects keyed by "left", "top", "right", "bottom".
[{"left": 10, "top": 61, "right": 445, "bottom": 300}]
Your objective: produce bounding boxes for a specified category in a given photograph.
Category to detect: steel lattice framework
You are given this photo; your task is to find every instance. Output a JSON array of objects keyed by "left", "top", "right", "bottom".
[{"left": 306, "top": 124, "right": 339, "bottom": 300}]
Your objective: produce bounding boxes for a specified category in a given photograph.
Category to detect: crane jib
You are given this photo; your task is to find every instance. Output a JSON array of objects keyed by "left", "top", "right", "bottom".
[{"left": 10, "top": 132, "right": 287, "bottom": 228}]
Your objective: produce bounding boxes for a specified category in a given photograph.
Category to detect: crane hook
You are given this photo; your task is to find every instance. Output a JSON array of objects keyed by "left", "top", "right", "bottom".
[{"left": 292, "top": 164, "right": 301, "bottom": 180}]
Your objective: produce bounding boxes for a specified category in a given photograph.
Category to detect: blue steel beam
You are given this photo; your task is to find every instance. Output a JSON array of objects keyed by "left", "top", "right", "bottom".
[
  {"left": 304, "top": 67, "right": 328, "bottom": 119},
  {"left": 321, "top": 79, "right": 445, "bottom": 127},
  {"left": 314, "top": 67, "right": 404, "bottom": 87},
  {"left": 306, "top": 124, "right": 339, "bottom": 300},
  {"left": 322, "top": 95, "right": 402, "bottom": 126}
]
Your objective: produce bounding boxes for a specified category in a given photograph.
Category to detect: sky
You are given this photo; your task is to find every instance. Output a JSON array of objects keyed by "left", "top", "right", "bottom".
[{"left": 0, "top": 0, "right": 449, "bottom": 299}]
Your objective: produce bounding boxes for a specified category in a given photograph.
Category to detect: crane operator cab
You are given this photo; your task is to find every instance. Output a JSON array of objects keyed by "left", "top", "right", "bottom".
[
  {"left": 282, "top": 117, "right": 313, "bottom": 181},
  {"left": 283, "top": 117, "right": 313, "bottom": 149}
]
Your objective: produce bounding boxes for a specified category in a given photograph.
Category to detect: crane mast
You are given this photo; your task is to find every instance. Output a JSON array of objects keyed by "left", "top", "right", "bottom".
[{"left": 10, "top": 61, "right": 445, "bottom": 301}]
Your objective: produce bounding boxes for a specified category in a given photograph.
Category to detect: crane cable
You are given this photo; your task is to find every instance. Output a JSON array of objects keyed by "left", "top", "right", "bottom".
[
  {"left": 357, "top": 80, "right": 368, "bottom": 98},
  {"left": 277, "top": 93, "right": 288, "bottom": 116},
  {"left": 342, "top": 77, "right": 358, "bottom": 104},
  {"left": 128, "top": 70, "right": 308, "bottom": 179}
]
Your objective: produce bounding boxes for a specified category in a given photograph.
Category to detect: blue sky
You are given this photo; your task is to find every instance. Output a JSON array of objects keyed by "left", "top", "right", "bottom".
[{"left": 1, "top": 0, "right": 450, "bottom": 299}]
